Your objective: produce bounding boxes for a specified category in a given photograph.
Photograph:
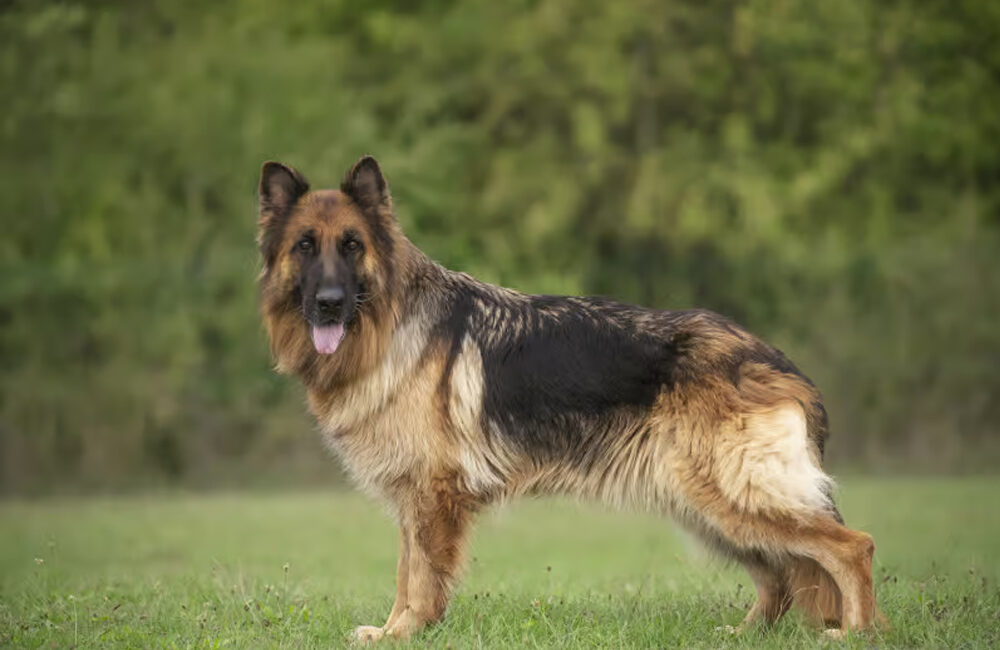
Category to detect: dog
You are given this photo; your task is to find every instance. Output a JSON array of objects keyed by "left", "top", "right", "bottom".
[{"left": 256, "top": 156, "right": 878, "bottom": 642}]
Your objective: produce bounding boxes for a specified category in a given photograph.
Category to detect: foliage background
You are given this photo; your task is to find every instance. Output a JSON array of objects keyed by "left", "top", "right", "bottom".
[{"left": 1, "top": 0, "right": 998, "bottom": 493}]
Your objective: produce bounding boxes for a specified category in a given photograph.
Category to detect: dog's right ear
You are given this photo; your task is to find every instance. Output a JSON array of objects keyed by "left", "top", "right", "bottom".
[
  {"left": 258, "top": 162, "right": 309, "bottom": 264},
  {"left": 259, "top": 161, "right": 309, "bottom": 215}
]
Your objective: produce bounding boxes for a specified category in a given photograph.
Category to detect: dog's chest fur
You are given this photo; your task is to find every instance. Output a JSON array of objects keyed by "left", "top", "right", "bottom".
[
  {"left": 308, "top": 311, "right": 433, "bottom": 488},
  {"left": 307, "top": 300, "right": 510, "bottom": 502}
]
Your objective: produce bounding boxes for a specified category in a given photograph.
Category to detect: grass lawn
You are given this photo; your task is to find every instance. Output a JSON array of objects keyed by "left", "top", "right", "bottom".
[{"left": 1, "top": 477, "right": 998, "bottom": 648}]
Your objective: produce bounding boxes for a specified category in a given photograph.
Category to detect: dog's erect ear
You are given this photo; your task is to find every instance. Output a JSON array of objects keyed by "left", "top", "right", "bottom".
[
  {"left": 341, "top": 155, "right": 390, "bottom": 211},
  {"left": 259, "top": 161, "right": 309, "bottom": 215},
  {"left": 258, "top": 162, "right": 309, "bottom": 264}
]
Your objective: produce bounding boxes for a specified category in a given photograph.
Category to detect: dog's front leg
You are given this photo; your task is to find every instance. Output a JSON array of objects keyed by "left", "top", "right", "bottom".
[
  {"left": 384, "top": 526, "right": 411, "bottom": 628},
  {"left": 355, "top": 476, "right": 475, "bottom": 642},
  {"left": 352, "top": 526, "right": 412, "bottom": 643}
]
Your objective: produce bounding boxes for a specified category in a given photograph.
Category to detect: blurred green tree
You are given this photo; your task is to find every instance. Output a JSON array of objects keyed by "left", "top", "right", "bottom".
[{"left": 1, "top": 0, "right": 998, "bottom": 492}]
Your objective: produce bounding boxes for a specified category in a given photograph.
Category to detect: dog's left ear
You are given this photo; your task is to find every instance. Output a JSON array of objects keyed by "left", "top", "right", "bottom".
[{"left": 342, "top": 155, "right": 391, "bottom": 212}]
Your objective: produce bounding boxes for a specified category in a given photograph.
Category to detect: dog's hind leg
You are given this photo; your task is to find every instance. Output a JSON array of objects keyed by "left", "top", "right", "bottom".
[
  {"left": 790, "top": 522, "right": 875, "bottom": 632},
  {"left": 706, "top": 509, "right": 875, "bottom": 634},
  {"left": 674, "top": 402, "right": 876, "bottom": 634},
  {"left": 734, "top": 557, "right": 793, "bottom": 631}
]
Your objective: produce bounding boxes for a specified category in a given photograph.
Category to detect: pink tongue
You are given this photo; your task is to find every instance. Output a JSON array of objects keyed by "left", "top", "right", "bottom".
[{"left": 311, "top": 323, "right": 345, "bottom": 355}]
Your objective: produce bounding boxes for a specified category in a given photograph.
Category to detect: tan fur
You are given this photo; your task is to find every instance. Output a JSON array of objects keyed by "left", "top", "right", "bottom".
[
  {"left": 257, "top": 160, "right": 880, "bottom": 642},
  {"left": 790, "top": 557, "right": 843, "bottom": 627}
]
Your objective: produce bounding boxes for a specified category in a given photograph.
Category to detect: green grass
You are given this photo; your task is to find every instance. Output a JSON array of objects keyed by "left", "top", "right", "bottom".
[{"left": 1, "top": 478, "right": 998, "bottom": 648}]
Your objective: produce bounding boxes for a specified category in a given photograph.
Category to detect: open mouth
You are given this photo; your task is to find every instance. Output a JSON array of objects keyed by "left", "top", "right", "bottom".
[{"left": 311, "top": 322, "right": 346, "bottom": 355}]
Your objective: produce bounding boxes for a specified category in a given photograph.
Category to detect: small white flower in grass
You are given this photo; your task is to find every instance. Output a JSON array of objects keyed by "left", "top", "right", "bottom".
[{"left": 34, "top": 558, "right": 44, "bottom": 565}]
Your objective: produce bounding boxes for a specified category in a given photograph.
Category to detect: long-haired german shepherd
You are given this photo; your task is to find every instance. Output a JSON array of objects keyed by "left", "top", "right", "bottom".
[{"left": 257, "top": 156, "right": 879, "bottom": 642}]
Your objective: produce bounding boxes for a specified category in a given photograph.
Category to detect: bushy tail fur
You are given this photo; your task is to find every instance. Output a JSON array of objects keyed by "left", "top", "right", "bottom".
[{"left": 789, "top": 557, "right": 842, "bottom": 627}]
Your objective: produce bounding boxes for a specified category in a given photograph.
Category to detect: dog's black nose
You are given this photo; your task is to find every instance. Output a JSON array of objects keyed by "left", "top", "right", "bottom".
[{"left": 316, "top": 286, "right": 345, "bottom": 316}]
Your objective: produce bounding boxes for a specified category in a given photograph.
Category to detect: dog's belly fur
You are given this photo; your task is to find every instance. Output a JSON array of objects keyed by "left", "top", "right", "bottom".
[{"left": 311, "top": 270, "right": 835, "bottom": 547}]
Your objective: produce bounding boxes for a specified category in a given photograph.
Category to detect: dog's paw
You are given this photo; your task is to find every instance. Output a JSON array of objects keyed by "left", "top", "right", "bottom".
[
  {"left": 351, "top": 625, "right": 385, "bottom": 644},
  {"left": 822, "top": 628, "right": 847, "bottom": 640}
]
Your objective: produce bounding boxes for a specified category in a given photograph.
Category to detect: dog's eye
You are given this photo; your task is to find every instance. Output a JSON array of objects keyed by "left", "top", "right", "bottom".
[
  {"left": 343, "top": 239, "right": 362, "bottom": 253},
  {"left": 296, "top": 237, "right": 314, "bottom": 254}
]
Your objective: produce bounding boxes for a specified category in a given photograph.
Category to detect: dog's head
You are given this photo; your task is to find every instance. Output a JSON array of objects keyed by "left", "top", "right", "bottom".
[{"left": 257, "top": 156, "right": 399, "bottom": 364}]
